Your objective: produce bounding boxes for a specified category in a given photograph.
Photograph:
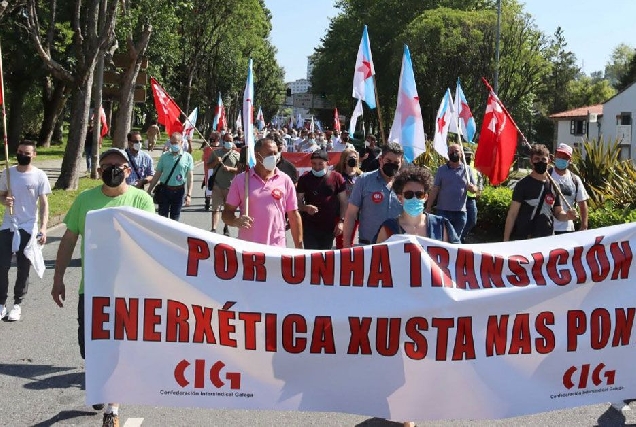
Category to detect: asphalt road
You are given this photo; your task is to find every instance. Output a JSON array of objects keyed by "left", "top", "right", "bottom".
[{"left": 0, "top": 162, "right": 633, "bottom": 426}]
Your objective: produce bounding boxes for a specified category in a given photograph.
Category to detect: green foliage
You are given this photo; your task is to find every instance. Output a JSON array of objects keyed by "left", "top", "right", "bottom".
[
  {"left": 587, "top": 202, "right": 636, "bottom": 229},
  {"left": 475, "top": 185, "right": 512, "bottom": 238},
  {"left": 604, "top": 43, "right": 635, "bottom": 89},
  {"left": 566, "top": 76, "right": 616, "bottom": 108}
]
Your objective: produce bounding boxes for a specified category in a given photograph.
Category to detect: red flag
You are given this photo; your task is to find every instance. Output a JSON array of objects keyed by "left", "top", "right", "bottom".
[
  {"left": 99, "top": 107, "right": 109, "bottom": 137},
  {"left": 217, "top": 106, "right": 226, "bottom": 131},
  {"left": 333, "top": 108, "right": 341, "bottom": 132},
  {"left": 474, "top": 92, "right": 518, "bottom": 185},
  {"left": 150, "top": 77, "right": 182, "bottom": 136}
]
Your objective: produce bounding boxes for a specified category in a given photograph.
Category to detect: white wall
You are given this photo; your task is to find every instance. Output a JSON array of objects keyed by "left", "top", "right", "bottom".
[
  {"left": 601, "top": 83, "right": 636, "bottom": 160},
  {"left": 554, "top": 119, "right": 600, "bottom": 149}
]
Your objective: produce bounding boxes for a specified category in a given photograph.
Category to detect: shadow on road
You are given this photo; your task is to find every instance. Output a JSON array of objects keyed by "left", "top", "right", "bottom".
[
  {"left": 31, "top": 409, "right": 98, "bottom": 426},
  {"left": 596, "top": 404, "right": 633, "bottom": 426},
  {"left": 44, "top": 257, "right": 81, "bottom": 269},
  {"left": 0, "top": 363, "right": 83, "bottom": 390},
  {"left": 355, "top": 418, "right": 403, "bottom": 426}
]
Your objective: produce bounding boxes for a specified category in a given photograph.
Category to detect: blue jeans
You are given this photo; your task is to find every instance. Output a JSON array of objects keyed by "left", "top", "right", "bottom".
[
  {"left": 158, "top": 186, "right": 185, "bottom": 221},
  {"left": 437, "top": 209, "right": 467, "bottom": 239},
  {"left": 461, "top": 198, "right": 478, "bottom": 242}
]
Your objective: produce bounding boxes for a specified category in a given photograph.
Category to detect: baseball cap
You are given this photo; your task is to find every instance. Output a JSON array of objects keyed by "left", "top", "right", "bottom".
[
  {"left": 556, "top": 143, "right": 573, "bottom": 157},
  {"left": 99, "top": 148, "right": 129, "bottom": 164},
  {"left": 310, "top": 149, "right": 329, "bottom": 161}
]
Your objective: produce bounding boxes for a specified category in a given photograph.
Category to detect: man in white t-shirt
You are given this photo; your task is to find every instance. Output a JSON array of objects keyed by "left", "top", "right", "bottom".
[
  {"left": 0, "top": 140, "right": 51, "bottom": 321},
  {"left": 551, "top": 143, "right": 589, "bottom": 234}
]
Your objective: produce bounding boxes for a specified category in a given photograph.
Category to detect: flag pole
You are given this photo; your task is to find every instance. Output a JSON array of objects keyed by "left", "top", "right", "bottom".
[
  {"left": 244, "top": 165, "right": 249, "bottom": 217},
  {"left": 150, "top": 76, "right": 207, "bottom": 142},
  {"left": 481, "top": 77, "right": 574, "bottom": 211},
  {"left": 372, "top": 75, "right": 386, "bottom": 145},
  {"left": 0, "top": 41, "right": 12, "bottom": 215}
]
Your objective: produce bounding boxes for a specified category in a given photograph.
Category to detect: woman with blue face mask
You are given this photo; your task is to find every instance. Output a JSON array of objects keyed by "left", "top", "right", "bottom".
[{"left": 373, "top": 165, "right": 459, "bottom": 244}]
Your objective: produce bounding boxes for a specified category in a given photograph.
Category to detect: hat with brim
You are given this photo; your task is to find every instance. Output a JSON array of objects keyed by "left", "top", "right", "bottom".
[
  {"left": 310, "top": 149, "right": 329, "bottom": 161},
  {"left": 99, "top": 148, "right": 129, "bottom": 164},
  {"left": 556, "top": 143, "right": 573, "bottom": 158}
]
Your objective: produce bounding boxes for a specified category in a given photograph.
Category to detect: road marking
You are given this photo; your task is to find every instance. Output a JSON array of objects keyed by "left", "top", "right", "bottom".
[{"left": 123, "top": 418, "right": 144, "bottom": 427}]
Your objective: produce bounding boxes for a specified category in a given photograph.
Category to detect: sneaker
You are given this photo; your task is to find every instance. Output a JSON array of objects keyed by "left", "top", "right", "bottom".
[
  {"left": 7, "top": 304, "right": 21, "bottom": 321},
  {"left": 0, "top": 304, "right": 5, "bottom": 319},
  {"left": 102, "top": 413, "right": 120, "bottom": 427},
  {"left": 92, "top": 403, "right": 105, "bottom": 411},
  {"left": 223, "top": 225, "right": 230, "bottom": 237}
]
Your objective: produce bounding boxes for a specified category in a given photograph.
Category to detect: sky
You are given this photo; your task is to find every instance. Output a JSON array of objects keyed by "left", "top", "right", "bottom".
[{"left": 265, "top": 0, "right": 635, "bottom": 82}]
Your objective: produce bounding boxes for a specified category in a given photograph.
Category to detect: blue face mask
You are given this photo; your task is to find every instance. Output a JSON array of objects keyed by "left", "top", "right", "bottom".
[
  {"left": 170, "top": 144, "right": 180, "bottom": 153},
  {"left": 311, "top": 168, "right": 327, "bottom": 177},
  {"left": 554, "top": 158, "right": 569, "bottom": 170},
  {"left": 402, "top": 198, "right": 425, "bottom": 217}
]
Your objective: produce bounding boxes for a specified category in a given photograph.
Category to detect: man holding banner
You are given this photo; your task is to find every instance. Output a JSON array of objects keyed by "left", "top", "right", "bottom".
[
  {"left": 52, "top": 148, "right": 155, "bottom": 426},
  {"left": 223, "top": 138, "right": 303, "bottom": 248}
]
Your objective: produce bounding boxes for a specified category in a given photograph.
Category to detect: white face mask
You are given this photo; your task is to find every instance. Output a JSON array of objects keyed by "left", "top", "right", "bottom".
[
  {"left": 132, "top": 142, "right": 141, "bottom": 151},
  {"left": 261, "top": 155, "right": 277, "bottom": 171},
  {"left": 364, "top": 141, "right": 370, "bottom": 147}
]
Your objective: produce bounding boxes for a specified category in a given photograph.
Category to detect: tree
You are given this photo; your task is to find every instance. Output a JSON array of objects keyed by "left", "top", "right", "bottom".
[
  {"left": 26, "top": 0, "right": 119, "bottom": 190},
  {"left": 566, "top": 76, "right": 615, "bottom": 108},
  {"left": 604, "top": 43, "right": 634, "bottom": 89},
  {"left": 617, "top": 52, "right": 636, "bottom": 92}
]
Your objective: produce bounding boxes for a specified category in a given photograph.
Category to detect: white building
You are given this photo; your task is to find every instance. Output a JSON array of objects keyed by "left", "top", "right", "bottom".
[
  {"left": 599, "top": 82, "right": 636, "bottom": 160},
  {"left": 549, "top": 104, "right": 602, "bottom": 152},
  {"left": 550, "top": 82, "right": 636, "bottom": 161},
  {"left": 286, "top": 78, "right": 310, "bottom": 94}
]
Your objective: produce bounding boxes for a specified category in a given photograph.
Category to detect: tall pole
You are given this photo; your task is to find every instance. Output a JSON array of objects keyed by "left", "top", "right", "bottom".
[
  {"left": 0, "top": 41, "right": 12, "bottom": 215},
  {"left": 372, "top": 75, "right": 386, "bottom": 145},
  {"left": 494, "top": 0, "right": 501, "bottom": 94}
]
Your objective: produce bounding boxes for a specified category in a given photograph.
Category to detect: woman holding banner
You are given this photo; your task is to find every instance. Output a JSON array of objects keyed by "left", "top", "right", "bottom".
[{"left": 374, "top": 165, "right": 459, "bottom": 245}]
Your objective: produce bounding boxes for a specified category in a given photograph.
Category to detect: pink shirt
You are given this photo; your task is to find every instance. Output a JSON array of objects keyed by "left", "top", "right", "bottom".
[{"left": 226, "top": 168, "right": 298, "bottom": 246}]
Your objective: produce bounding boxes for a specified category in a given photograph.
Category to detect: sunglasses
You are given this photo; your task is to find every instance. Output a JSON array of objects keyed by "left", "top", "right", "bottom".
[{"left": 402, "top": 191, "right": 426, "bottom": 200}]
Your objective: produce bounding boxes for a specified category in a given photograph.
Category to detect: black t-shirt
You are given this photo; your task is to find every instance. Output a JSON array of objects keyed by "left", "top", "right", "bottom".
[
  {"left": 511, "top": 175, "right": 561, "bottom": 240},
  {"left": 296, "top": 171, "right": 346, "bottom": 231},
  {"left": 276, "top": 157, "right": 299, "bottom": 184}
]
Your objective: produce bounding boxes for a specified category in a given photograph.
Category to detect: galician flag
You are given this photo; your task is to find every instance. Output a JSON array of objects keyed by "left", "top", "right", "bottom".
[
  {"left": 387, "top": 45, "right": 426, "bottom": 163},
  {"left": 183, "top": 107, "right": 198, "bottom": 141},
  {"left": 256, "top": 106, "right": 265, "bottom": 131},
  {"left": 349, "top": 99, "right": 363, "bottom": 136},
  {"left": 432, "top": 88, "right": 454, "bottom": 159},
  {"left": 213, "top": 93, "right": 223, "bottom": 131},
  {"left": 243, "top": 58, "right": 256, "bottom": 168},
  {"left": 352, "top": 25, "right": 376, "bottom": 109},
  {"left": 449, "top": 79, "right": 477, "bottom": 143}
]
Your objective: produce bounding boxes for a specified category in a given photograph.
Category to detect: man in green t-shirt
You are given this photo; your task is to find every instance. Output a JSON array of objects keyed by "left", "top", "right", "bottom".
[{"left": 52, "top": 148, "right": 154, "bottom": 427}]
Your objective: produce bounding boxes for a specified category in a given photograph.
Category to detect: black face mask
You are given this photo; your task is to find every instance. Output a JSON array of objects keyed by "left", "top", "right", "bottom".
[
  {"left": 382, "top": 162, "right": 399, "bottom": 177},
  {"left": 16, "top": 154, "right": 32, "bottom": 166},
  {"left": 102, "top": 165, "right": 126, "bottom": 187},
  {"left": 533, "top": 161, "right": 548, "bottom": 174},
  {"left": 347, "top": 158, "right": 357, "bottom": 167},
  {"left": 448, "top": 153, "right": 460, "bottom": 163}
]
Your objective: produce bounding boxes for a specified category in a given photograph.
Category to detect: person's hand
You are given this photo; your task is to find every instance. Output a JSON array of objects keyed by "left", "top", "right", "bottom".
[
  {"left": 184, "top": 195, "right": 192, "bottom": 207},
  {"left": 4, "top": 195, "right": 14, "bottom": 208},
  {"left": 236, "top": 215, "right": 253, "bottom": 229},
  {"left": 51, "top": 281, "right": 66, "bottom": 308},
  {"left": 566, "top": 210, "right": 578, "bottom": 220},
  {"left": 334, "top": 221, "right": 344, "bottom": 236},
  {"left": 304, "top": 205, "right": 318, "bottom": 215},
  {"left": 37, "top": 230, "right": 46, "bottom": 245}
]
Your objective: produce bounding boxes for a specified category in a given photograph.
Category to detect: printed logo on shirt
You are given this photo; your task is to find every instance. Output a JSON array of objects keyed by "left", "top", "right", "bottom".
[
  {"left": 271, "top": 188, "right": 283, "bottom": 200},
  {"left": 371, "top": 191, "right": 384, "bottom": 203},
  {"left": 545, "top": 193, "right": 555, "bottom": 206},
  {"left": 176, "top": 174, "right": 183, "bottom": 182}
]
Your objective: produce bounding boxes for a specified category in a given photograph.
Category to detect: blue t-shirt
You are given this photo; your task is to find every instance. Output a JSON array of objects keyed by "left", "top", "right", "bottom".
[
  {"left": 125, "top": 149, "right": 155, "bottom": 185},
  {"left": 433, "top": 163, "right": 468, "bottom": 212},
  {"left": 348, "top": 170, "right": 402, "bottom": 243}
]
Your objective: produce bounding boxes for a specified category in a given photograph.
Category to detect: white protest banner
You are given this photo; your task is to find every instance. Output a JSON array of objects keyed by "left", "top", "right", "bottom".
[{"left": 84, "top": 207, "right": 636, "bottom": 421}]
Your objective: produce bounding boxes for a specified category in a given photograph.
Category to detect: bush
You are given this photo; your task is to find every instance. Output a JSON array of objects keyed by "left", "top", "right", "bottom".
[
  {"left": 474, "top": 185, "right": 512, "bottom": 241},
  {"left": 587, "top": 202, "right": 636, "bottom": 229}
]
